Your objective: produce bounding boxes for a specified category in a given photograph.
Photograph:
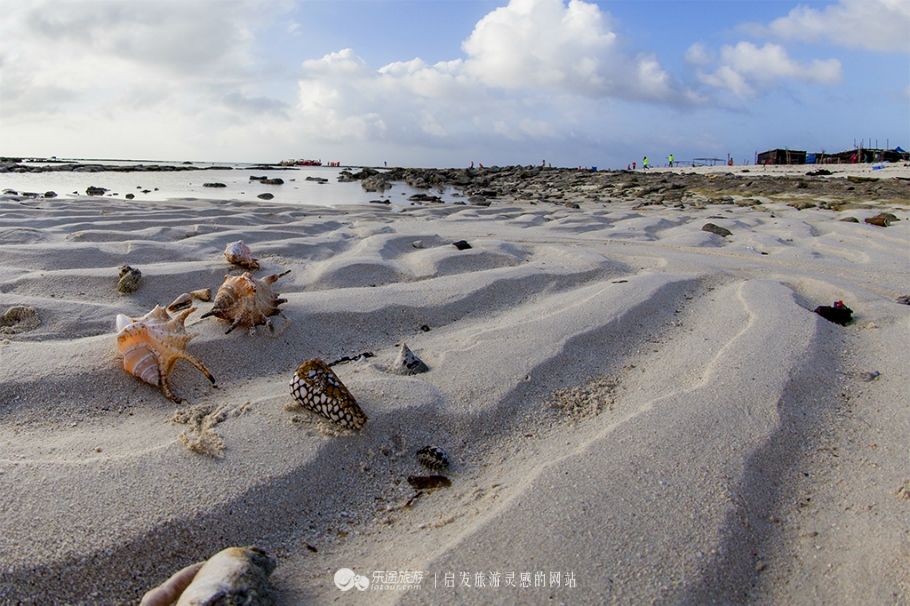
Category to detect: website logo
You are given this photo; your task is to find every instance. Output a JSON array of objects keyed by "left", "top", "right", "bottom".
[{"left": 334, "top": 568, "right": 370, "bottom": 591}]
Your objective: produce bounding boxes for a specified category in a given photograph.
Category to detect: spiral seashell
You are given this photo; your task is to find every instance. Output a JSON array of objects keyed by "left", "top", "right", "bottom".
[
  {"left": 416, "top": 446, "right": 449, "bottom": 471},
  {"left": 190, "top": 288, "right": 212, "bottom": 302},
  {"left": 289, "top": 358, "right": 367, "bottom": 430},
  {"left": 116, "top": 305, "right": 215, "bottom": 403},
  {"left": 200, "top": 271, "right": 289, "bottom": 335},
  {"left": 167, "top": 292, "right": 193, "bottom": 313},
  {"left": 140, "top": 546, "right": 276, "bottom": 606},
  {"left": 390, "top": 342, "right": 429, "bottom": 375},
  {"left": 224, "top": 240, "right": 260, "bottom": 271}
]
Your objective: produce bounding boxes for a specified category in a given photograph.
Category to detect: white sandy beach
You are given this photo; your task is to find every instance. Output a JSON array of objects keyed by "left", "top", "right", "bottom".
[{"left": 0, "top": 168, "right": 908, "bottom": 605}]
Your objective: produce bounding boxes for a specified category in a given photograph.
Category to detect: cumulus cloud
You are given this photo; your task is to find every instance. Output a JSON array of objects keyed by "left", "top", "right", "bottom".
[
  {"left": 754, "top": 0, "right": 910, "bottom": 53},
  {"left": 293, "top": 0, "right": 696, "bottom": 147},
  {"left": 698, "top": 42, "right": 841, "bottom": 98}
]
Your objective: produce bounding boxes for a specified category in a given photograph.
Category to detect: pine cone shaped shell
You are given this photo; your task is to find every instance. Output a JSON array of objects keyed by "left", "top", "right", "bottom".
[
  {"left": 201, "top": 271, "right": 288, "bottom": 334},
  {"left": 289, "top": 358, "right": 367, "bottom": 430}
]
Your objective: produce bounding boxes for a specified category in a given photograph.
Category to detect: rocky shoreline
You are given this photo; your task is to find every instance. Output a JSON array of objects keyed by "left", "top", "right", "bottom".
[{"left": 341, "top": 165, "right": 910, "bottom": 210}]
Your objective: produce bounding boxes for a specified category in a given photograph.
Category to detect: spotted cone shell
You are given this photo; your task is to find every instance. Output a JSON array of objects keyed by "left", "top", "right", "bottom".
[{"left": 289, "top": 359, "right": 367, "bottom": 429}]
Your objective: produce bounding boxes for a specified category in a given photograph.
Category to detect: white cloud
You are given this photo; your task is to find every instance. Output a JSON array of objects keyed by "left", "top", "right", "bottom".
[
  {"left": 698, "top": 42, "right": 841, "bottom": 97},
  {"left": 292, "top": 0, "right": 693, "bottom": 147},
  {"left": 685, "top": 42, "right": 712, "bottom": 66},
  {"left": 757, "top": 0, "right": 910, "bottom": 53},
  {"left": 0, "top": 0, "right": 288, "bottom": 119}
]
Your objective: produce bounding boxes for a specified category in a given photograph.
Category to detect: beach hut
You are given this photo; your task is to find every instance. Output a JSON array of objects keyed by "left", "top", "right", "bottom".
[{"left": 756, "top": 149, "right": 807, "bottom": 165}]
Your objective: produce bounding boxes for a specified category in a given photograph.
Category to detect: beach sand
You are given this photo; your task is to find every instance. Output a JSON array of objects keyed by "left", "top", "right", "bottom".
[{"left": 0, "top": 167, "right": 908, "bottom": 604}]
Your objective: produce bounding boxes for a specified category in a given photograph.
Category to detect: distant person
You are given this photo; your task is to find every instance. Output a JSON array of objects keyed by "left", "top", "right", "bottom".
[
  {"left": 632, "top": 161, "right": 636, "bottom": 170},
  {"left": 643, "top": 156, "right": 649, "bottom": 169},
  {"left": 668, "top": 153, "right": 674, "bottom": 167},
  {"left": 470, "top": 161, "right": 474, "bottom": 169},
  {"left": 384, "top": 160, "right": 387, "bottom": 167}
]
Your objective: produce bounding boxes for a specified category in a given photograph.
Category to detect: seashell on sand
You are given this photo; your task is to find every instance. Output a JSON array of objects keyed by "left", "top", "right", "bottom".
[
  {"left": 117, "top": 265, "right": 142, "bottom": 294},
  {"left": 168, "top": 289, "right": 212, "bottom": 313},
  {"left": 116, "top": 305, "right": 215, "bottom": 403},
  {"left": 140, "top": 546, "right": 276, "bottom": 606},
  {"left": 200, "top": 271, "right": 289, "bottom": 335},
  {"left": 224, "top": 240, "right": 260, "bottom": 270},
  {"left": 190, "top": 287, "right": 212, "bottom": 302},
  {"left": 167, "top": 292, "right": 193, "bottom": 313},
  {"left": 416, "top": 445, "right": 449, "bottom": 471},
  {"left": 289, "top": 358, "right": 367, "bottom": 429},
  {"left": 390, "top": 342, "right": 429, "bottom": 375}
]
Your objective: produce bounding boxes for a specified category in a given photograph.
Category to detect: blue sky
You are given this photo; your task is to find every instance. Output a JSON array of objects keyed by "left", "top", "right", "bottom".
[{"left": 1, "top": 0, "right": 907, "bottom": 167}]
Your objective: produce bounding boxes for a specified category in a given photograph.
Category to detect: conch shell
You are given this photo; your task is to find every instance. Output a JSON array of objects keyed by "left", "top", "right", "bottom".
[
  {"left": 289, "top": 358, "right": 367, "bottom": 429},
  {"left": 224, "top": 240, "right": 260, "bottom": 270},
  {"left": 116, "top": 305, "right": 215, "bottom": 403},
  {"left": 200, "top": 271, "right": 289, "bottom": 334},
  {"left": 140, "top": 546, "right": 276, "bottom": 606},
  {"left": 167, "top": 289, "right": 214, "bottom": 313}
]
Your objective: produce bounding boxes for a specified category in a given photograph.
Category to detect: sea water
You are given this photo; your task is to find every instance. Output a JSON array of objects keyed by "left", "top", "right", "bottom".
[{"left": 0, "top": 162, "right": 458, "bottom": 207}]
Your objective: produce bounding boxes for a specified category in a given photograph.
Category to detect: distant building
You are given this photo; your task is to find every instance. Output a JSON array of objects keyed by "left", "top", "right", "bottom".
[
  {"left": 815, "top": 147, "right": 909, "bottom": 164},
  {"left": 756, "top": 149, "right": 807, "bottom": 165}
]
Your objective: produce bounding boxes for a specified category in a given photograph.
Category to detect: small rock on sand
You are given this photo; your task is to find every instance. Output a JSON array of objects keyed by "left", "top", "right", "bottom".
[
  {"left": 117, "top": 265, "right": 142, "bottom": 294},
  {"left": 702, "top": 223, "right": 732, "bottom": 237}
]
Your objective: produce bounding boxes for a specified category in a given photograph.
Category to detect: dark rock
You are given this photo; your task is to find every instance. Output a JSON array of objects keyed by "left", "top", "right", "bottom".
[
  {"left": 86, "top": 186, "right": 108, "bottom": 196},
  {"left": 847, "top": 175, "right": 875, "bottom": 184},
  {"left": 806, "top": 169, "right": 833, "bottom": 176},
  {"left": 257, "top": 193, "right": 274, "bottom": 200},
  {"left": 44, "top": 191, "right": 57, "bottom": 198},
  {"left": 452, "top": 240, "right": 472, "bottom": 250},
  {"left": 407, "top": 475, "right": 451, "bottom": 490},
  {"left": 125, "top": 193, "right": 135, "bottom": 200},
  {"left": 261, "top": 178, "right": 283, "bottom": 185},
  {"left": 408, "top": 193, "right": 442, "bottom": 203},
  {"left": 865, "top": 214, "right": 893, "bottom": 227},
  {"left": 368, "top": 199, "right": 390, "bottom": 205},
  {"left": 702, "top": 223, "right": 732, "bottom": 237},
  {"left": 468, "top": 195, "right": 491, "bottom": 206},
  {"left": 814, "top": 301, "right": 853, "bottom": 326},
  {"left": 419, "top": 324, "right": 431, "bottom": 332},
  {"left": 203, "top": 182, "right": 227, "bottom": 188},
  {"left": 839, "top": 217, "right": 859, "bottom": 223},
  {"left": 305, "top": 176, "right": 329, "bottom": 183},
  {"left": 896, "top": 295, "right": 910, "bottom": 305}
]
